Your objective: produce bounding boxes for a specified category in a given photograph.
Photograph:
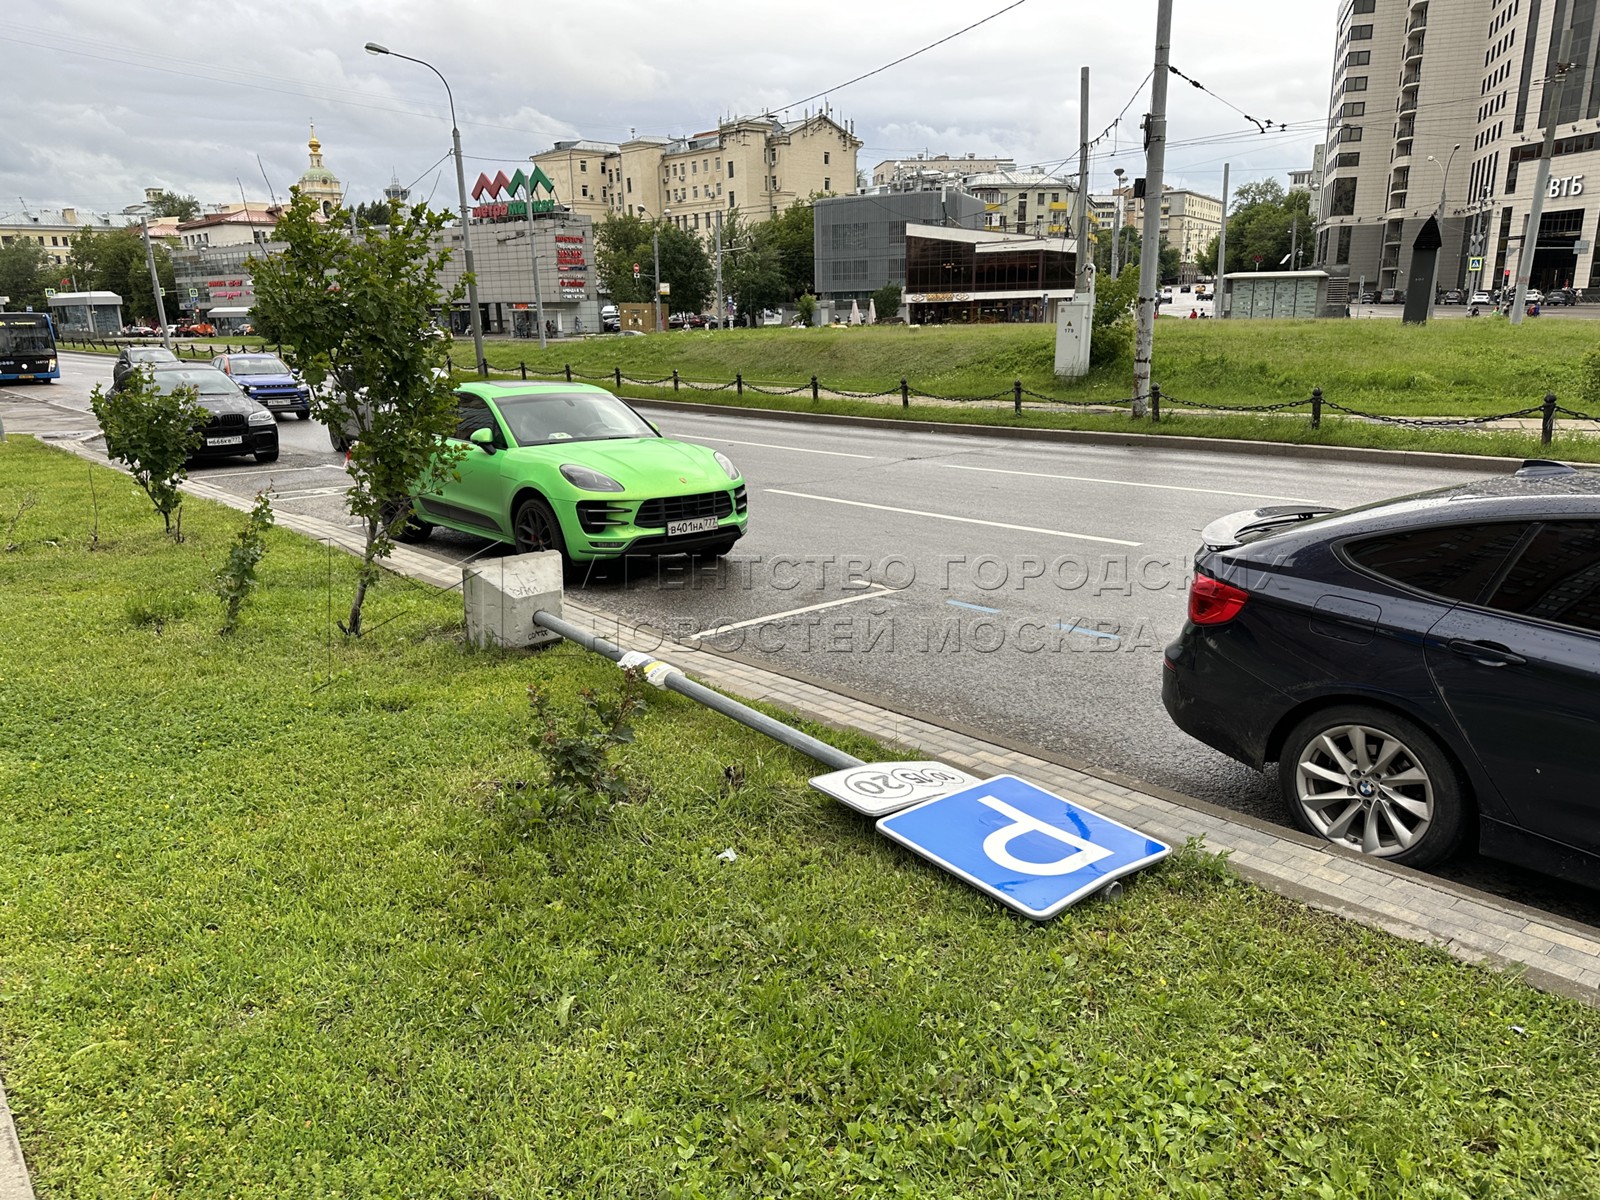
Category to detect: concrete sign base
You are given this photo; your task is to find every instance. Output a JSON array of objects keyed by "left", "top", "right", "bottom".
[{"left": 462, "top": 552, "right": 564, "bottom": 649}]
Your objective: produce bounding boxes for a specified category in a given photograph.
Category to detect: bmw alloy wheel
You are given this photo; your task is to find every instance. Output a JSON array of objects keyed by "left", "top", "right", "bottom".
[{"left": 1292, "top": 722, "right": 1435, "bottom": 858}]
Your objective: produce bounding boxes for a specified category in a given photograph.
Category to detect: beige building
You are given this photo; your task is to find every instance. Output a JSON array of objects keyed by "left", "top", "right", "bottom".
[
  {"left": 871, "top": 153, "right": 1016, "bottom": 188},
  {"left": 1107, "top": 185, "right": 1223, "bottom": 277},
  {"left": 0, "top": 207, "right": 121, "bottom": 267},
  {"left": 533, "top": 113, "right": 860, "bottom": 237},
  {"left": 1311, "top": 0, "right": 1600, "bottom": 301},
  {"left": 176, "top": 205, "right": 280, "bottom": 250},
  {"left": 965, "top": 169, "right": 1080, "bottom": 236}
]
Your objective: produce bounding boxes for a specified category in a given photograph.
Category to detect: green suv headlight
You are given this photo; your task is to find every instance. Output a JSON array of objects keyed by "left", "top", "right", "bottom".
[
  {"left": 560, "top": 464, "right": 625, "bottom": 492},
  {"left": 713, "top": 451, "right": 740, "bottom": 480}
]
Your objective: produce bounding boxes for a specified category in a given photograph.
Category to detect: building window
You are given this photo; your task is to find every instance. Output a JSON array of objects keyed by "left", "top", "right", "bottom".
[
  {"left": 1353, "top": 0, "right": 1375, "bottom": 11},
  {"left": 580, "top": 160, "right": 587, "bottom": 172},
  {"left": 1346, "top": 50, "right": 1370, "bottom": 68},
  {"left": 729, "top": 190, "right": 735, "bottom": 208},
  {"left": 1341, "top": 125, "right": 1363, "bottom": 142},
  {"left": 728, "top": 162, "right": 735, "bottom": 178},
  {"left": 824, "top": 151, "right": 830, "bottom": 164},
  {"left": 626, "top": 176, "right": 632, "bottom": 193},
  {"left": 693, "top": 186, "right": 699, "bottom": 198},
  {"left": 1344, "top": 75, "right": 1368, "bottom": 92},
  {"left": 1349, "top": 24, "right": 1373, "bottom": 39},
  {"left": 692, "top": 161, "right": 697, "bottom": 174},
  {"left": 824, "top": 177, "right": 830, "bottom": 191},
  {"left": 1329, "top": 177, "right": 1358, "bottom": 216},
  {"left": 581, "top": 185, "right": 589, "bottom": 198},
  {"left": 1341, "top": 101, "right": 1366, "bottom": 117},
  {"left": 1335, "top": 152, "right": 1361, "bottom": 168}
]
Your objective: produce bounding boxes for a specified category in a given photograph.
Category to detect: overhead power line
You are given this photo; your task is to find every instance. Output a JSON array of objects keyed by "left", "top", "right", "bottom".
[{"left": 772, "top": 0, "right": 1032, "bottom": 113}]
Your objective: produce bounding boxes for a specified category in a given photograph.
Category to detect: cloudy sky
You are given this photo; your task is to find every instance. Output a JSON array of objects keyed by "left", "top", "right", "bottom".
[{"left": 3, "top": 0, "right": 1338, "bottom": 219}]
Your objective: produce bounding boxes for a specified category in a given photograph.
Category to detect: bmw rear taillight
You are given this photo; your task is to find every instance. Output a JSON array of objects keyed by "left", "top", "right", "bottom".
[{"left": 1188, "top": 572, "right": 1249, "bottom": 625}]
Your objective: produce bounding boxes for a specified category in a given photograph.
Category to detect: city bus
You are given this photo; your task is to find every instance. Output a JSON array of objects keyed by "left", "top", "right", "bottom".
[{"left": 0, "top": 311, "right": 60, "bottom": 383}]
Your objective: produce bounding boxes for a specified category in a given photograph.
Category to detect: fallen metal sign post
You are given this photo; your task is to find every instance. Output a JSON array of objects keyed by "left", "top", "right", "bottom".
[{"left": 530, "top": 610, "right": 1170, "bottom": 918}]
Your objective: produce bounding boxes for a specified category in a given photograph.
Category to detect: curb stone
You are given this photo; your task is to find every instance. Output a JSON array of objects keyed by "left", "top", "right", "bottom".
[
  {"left": 627, "top": 397, "right": 1554, "bottom": 474},
  {"left": 0, "top": 1072, "right": 35, "bottom": 1200}
]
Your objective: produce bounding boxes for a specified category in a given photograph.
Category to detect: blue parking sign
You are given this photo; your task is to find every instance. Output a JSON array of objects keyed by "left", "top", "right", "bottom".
[{"left": 877, "top": 775, "right": 1171, "bottom": 920}]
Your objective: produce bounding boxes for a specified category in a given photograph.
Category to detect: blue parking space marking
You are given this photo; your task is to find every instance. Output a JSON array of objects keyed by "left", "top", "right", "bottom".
[
  {"left": 947, "top": 599, "right": 1002, "bottom": 614},
  {"left": 1055, "top": 621, "right": 1120, "bottom": 641},
  {"left": 876, "top": 775, "right": 1171, "bottom": 920}
]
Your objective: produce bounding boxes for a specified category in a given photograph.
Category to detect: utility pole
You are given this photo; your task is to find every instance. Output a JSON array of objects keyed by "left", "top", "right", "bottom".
[
  {"left": 1131, "top": 0, "right": 1173, "bottom": 419},
  {"left": 713, "top": 209, "right": 725, "bottom": 330},
  {"left": 1076, "top": 66, "right": 1090, "bottom": 292},
  {"left": 1511, "top": 23, "right": 1574, "bottom": 325},
  {"left": 141, "top": 216, "right": 171, "bottom": 349},
  {"left": 1215, "top": 162, "right": 1230, "bottom": 318},
  {"left": 1112, "top": 167, "right": 1126, "bottom": 276},
  {"left": 1289, "top": 215, "right": 1299, "bottom": 270}
]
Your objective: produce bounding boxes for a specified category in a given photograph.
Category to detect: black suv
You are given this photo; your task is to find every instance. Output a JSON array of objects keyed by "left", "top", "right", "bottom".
[
  {"left": 112, "top": 345, "right": 179, "bottom": 389},
  {"left": 1163, "top": 462, "right": 1600, "bottom": 885},
  {"left": 109, "top": 365, "right": 279, "bottom": 464}
]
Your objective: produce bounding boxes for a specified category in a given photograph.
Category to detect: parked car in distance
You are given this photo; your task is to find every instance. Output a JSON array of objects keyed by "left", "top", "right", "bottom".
[
  {"left": 210, "top": 352, "right": 312, "bottom": 419},
  {"left": 176, "top": 320, "right": 216, "bottom": 337},
  {"left": 117, "top": 324, "right": 158, "bottom": 338},
  {"left": 1379, "top": 287, "right": 1407, "bottom": 304},
  {"left": 1525, "top": 289, "right": 1545, "bottom": 304},
  {"left": 1470, "top": 290, "right": 1492, "bottom": 305},
  {"left": 600, "top": 304, "right": 620, "bottom": 332},
  {"left": 1163, "top": 460, "right": 1600, "bottom": 885},
  {"left": 1443, "top": 289, "right": 1463, "bottom": 304},
  {"left": 110, "top": 364, "right": 279, "bottom": 464},
  {"left": 395, "top": 381, "right": 747, "bottom": 565},
  {"left": 112, "top": 345, "right": 180, "bottom": 389}
]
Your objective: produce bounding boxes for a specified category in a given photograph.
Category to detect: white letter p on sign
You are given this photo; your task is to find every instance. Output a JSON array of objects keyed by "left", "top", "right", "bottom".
[{"left": 977, "top": 796, "right": 1114, "bottom": 876}]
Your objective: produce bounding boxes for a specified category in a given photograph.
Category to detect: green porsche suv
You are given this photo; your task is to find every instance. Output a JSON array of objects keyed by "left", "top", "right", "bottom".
[{"left": 401, "top": 382, "right": 747, "bottom": 563}]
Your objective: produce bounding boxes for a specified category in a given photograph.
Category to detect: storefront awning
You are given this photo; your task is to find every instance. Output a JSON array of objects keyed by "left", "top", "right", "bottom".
[{"left": 208, "top": 306, "right": 252, "bottom": 315}]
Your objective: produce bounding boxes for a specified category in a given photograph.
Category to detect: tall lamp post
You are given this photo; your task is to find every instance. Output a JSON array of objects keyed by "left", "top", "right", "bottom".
[
  {"left": 1112, "top": 167, "right": 1125, "bottom": 276},
  {"left": 364, "top": 41, "right": 487, "bottom": 376},
  {"left": 525, "top": 155, "right": 548, "bottom": 348},
  {"left": 640, "top": 206, "right": 669, "bottom": 331},
  {"left": 1426, "top": 143, "right": 1461, "bottom": 308}
]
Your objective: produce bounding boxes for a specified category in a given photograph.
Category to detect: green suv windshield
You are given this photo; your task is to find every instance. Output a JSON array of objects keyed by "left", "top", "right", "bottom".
[{"left": 492, "top": 391, "right": 656, "bottom": 445}]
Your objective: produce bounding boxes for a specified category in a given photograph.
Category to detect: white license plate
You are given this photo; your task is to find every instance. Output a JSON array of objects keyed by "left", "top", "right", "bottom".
[
  {"left": 667, "top": 516, "right": 720, "bottom": 537},
  {"left": 205, "top": 435, "right": 244, "bottom": 447}
]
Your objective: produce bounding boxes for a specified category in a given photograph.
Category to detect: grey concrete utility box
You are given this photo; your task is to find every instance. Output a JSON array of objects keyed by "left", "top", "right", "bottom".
[{"left": 462, "top": 552, "right": 563, "bottom": 649}]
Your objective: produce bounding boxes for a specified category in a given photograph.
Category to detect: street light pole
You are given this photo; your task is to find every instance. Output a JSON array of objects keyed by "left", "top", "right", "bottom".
[
  {"left": 1112, "top": 167, "right": 1125, "bottom": 276},
  {"left": 365, "top": 42, "right": 487, "bottom": 376},
  {"left": 525, "top": 156, "right": 547, "bottom": 348},
  {"left": 642, "top": 207, "right": 669, "bottom": 332}
]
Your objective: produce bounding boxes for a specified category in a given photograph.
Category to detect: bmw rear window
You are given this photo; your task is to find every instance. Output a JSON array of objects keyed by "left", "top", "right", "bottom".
[{"left": 1343, "top": 522, "right": 1530, "bottom": 602}]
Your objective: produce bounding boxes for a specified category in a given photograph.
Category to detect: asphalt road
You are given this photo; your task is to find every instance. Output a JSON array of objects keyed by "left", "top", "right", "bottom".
[{"left": 15, "top": 350, "right": 1599, "bottom": 924}]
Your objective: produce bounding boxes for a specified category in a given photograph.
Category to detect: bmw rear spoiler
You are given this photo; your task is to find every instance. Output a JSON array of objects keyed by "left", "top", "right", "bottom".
[{"left": 1200, "top": 505, "right": 1338, "bottom": 551}]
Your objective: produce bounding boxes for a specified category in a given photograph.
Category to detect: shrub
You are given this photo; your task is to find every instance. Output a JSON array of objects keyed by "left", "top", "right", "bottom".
[
  {"left": 214, "top": 490, "right": 276, "bottom": 635},
  {"left": 89, "top": 367, "right": 204, "bottom": 540}
]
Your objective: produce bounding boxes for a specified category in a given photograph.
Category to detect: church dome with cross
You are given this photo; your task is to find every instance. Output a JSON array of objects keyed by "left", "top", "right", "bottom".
[{"left": 296, "top": 123, "right": 344, "bottom": 218}]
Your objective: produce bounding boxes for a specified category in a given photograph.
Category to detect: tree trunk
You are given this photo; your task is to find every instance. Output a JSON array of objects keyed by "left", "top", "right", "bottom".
[{"left": 346, "top": 517, "right": 379, "bottom": 636}]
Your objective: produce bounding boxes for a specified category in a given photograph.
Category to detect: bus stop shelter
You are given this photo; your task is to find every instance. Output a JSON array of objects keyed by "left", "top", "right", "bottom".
[{"left": 47, "top": 291, "right": 124, "bottom": 335}]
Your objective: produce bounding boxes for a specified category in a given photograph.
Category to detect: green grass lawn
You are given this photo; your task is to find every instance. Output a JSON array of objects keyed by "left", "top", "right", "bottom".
[
  {"left": 479, "top": 320, "right": 1600, "bottom": 418},
  {"left": 5, "top": 437, "right": 1600, "bottom": 1196}
]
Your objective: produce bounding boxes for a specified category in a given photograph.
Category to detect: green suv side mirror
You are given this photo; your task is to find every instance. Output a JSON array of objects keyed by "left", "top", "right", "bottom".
[{"left": 470, "top": 427, "right": 496, "bottom": 454}]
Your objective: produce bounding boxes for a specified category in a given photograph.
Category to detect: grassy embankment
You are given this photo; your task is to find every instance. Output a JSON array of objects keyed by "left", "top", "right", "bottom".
[
  {"left": 2, "top": 435, "right": 1599, "bottom": 1196},
  {"left": 476, "top": 321, "right": 1600, "bottom": 461}
]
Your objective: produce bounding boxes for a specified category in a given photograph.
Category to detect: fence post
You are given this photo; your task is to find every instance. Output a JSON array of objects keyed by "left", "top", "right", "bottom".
[
  {"left": 520, "top": 362, "right": 527, "bottom": 380},
  {"left": 1311, "top": 386, "right": 1323, "bottom": 430},
  {"left": 901, "top": 377, "right": 909, "bottom": 409},
  {"left": 811, "top": 374, "right": 819, "bottom": 402},
  {"left": 736, "top": 372, "right": 743, "bottom": 397},
  {"left": 1542, "top": 391, "right": 1558, "bottom": 446},
  {"left": 673, "top": 369, "right": 680, "bottom": 393},
  {"left": 1151, "top": 382, "right": 1162, "bottom": 423},
  {"left": 614, "top": 366, "right": 623, "bottom": 391},
  {"left": 1013, "top": 380, "right": 1022, "bottom": 416},
  {"left": 565, "top": 364, "right": 572, "bottom": 382}
]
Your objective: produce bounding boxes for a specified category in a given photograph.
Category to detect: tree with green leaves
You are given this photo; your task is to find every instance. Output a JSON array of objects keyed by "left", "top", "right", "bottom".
[
  {"left": 763, "top": 199, "right": 816, "bottom": 300},
  {"left": 594, "top": 214, "right": 713, "bottom": 311},
  {"left": 68, "top": 226, "right": 176, "bottom": 324},
  {"left": 871, "top": 282, "right": 902, "bottom": 321},
  {"left": 251, "top": 192, "right": 467, "bottom": 636},
  {"left": 723, "top": 210, "right": 787, "bottom": 327},
  {"left": 146, "top": 191, "right": 201, "bottom": 222},
  {"left": 1206, "top": 185, "right": 1313, "bottom": 276},
  {"left": 0, "top": 239, "right": 51, "bottom": 312},
  {"left": 90, "top": 367, "right": 205, "bottom": 541}
]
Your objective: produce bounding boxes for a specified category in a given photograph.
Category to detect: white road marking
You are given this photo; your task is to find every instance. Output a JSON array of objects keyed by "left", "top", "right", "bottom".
[
  {"left": 765, "top": 489, "right": 1142, "bottom": 547},
  {"left": 684, "top": 584, "right": 895, "bottom": 641},
  {"left": 199, "top": 464, "right": 339, "bottom": 480},
  {"left": 701, "top": 437, "right": 876, "bottom": 459},
  {"left": 269, "top": 486, "right": 352, "bottom": 500},
  {"left": 939, "top": 462, "right": 1312, "bottom": 503}
]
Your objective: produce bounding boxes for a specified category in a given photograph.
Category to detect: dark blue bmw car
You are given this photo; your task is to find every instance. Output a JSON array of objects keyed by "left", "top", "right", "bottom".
[
  {"left": 1163, "top": 461, "right": 1600, "bottom": 885},
  {"left": 211, "top": 352, "right": 312, "bottom": 419}
]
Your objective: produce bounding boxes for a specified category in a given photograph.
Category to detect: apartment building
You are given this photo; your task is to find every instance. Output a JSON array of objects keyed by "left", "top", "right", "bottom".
[
  {"left": 965, "top": 169, "right": 1079, "bottom": 236},
  {"left": 533, "top": 112, "right": 861, "bottom": 237},
  {"left": 0, "top": 207, "right": 120, "bottom": 267},
  {"left": 1316, "top": 0, "right": 1600, "bottom": 301},
  {"left": 870, "top": 153, "right": 1017, "bottom": 188}
]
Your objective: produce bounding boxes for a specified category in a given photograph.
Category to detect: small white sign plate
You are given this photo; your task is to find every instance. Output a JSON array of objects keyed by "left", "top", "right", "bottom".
[{"left": 811, "top": 761, "right": 982, "bottom": 817}]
